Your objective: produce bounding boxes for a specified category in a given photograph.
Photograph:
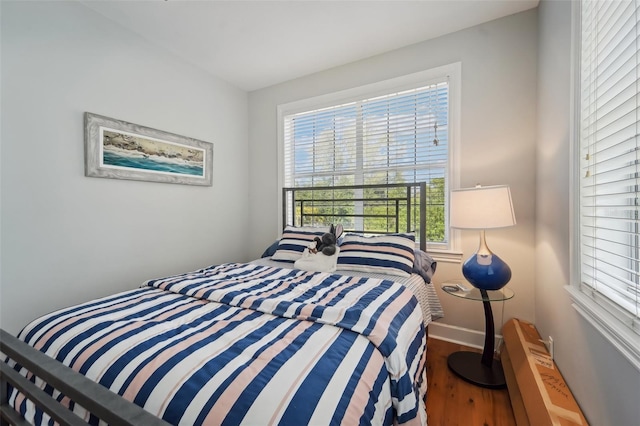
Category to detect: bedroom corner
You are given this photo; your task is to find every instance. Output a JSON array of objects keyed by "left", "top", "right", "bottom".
[{"left": 0, "top": 1, "right": 250, "bottom": 335}]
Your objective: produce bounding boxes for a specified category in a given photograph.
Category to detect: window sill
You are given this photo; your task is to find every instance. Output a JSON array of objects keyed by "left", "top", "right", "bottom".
[
  {"left": 425, "top": 249, "right": 463, "bottom": 264},
  {"left": 565, "top": 285, "right": 640, "bottom": 372}
]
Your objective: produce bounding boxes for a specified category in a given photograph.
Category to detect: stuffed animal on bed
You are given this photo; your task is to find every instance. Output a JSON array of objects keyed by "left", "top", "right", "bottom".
[
  {"left": 310, "top": 224, "right": 343, "bottom": 256},
  {"left": 295, "top": 224, "right": 344, "bottom": 273}
]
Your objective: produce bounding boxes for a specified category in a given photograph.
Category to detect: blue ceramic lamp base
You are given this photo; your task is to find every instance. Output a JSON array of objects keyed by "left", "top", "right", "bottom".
[{"left": 462, "top": 230, "right": 511, "bottom": 291}]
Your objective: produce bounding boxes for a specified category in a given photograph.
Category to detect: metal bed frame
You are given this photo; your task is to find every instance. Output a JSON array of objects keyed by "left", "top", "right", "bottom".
[
  {"left": 0, "top": 330, "right": 169, "bottom": 426},
  {"left": 282, "top": 182, "right": 427, "bottom": 251}
]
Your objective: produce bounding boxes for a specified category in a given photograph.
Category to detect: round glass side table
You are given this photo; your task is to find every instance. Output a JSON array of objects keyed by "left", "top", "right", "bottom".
[{"left": 441, "top": 283, "right": 514, "bottom": 389}]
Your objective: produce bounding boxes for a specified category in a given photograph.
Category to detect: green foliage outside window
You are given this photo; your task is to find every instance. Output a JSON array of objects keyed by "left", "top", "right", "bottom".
[{"left": 292, "top": 177, "right": 445, "bottom": 245}]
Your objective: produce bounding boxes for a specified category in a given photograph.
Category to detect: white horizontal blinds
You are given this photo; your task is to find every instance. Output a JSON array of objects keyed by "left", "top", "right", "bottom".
[
  {"left": 284, "top": 103, "right": 358, "bottom": 187},
  {"left": 580, "top": 0, "right": 640, "bottom": 330},
  {"left": 360, "top": 83, "right": 448, "bottom": 185},
  {"left": 283, "top": 81, "right": 449, "bottom": 242}
]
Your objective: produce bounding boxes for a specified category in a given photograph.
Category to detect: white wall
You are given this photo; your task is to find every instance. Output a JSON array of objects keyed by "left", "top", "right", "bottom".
[
  {"left": 0, "top": 1, "right": 249, "bottom": 334},
  {"left": 535, "top": 1, "right": 640, "bottom": 424},
  {"left": 248, "top": 10, "right": 538, "bottom": 343}
]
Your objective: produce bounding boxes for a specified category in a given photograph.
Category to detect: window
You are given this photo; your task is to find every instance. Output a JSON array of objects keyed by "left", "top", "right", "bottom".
[
  {"left": 571, "top": 0, "right": 640, "bottom": 369},
  {"left": 277, "top": 64, "right": 460, "bottom": 255}
]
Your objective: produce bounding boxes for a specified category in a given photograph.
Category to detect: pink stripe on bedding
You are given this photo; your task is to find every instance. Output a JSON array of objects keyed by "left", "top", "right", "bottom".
[
  {"left": 123, "top": 309, "right": 255, "bottom": 401},
  {"left": 369, "top": 291, "right": 415, "bottom": 351},
  {"left": 202, "top": 320, "right": 316, "bottom": 425},
  {"left": 33, "top": 292, "right": 162, "bottom": 351},
  {"left": 344, "top": 353, "right": 384, "bottom": 422},
  {"left": 342, "top": 243, "right": 413, "bottom": 257},
  {"left": 71, "top": 301, "right": 199, "bottom": 372},
  {"left": 267, "top": 331, "right": 338, "bottom": 424}
]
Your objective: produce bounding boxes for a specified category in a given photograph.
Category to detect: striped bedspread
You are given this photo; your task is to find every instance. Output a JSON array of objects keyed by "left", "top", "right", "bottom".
[{"left": 9, "top": 262, "right": 427, "bottom": 425}]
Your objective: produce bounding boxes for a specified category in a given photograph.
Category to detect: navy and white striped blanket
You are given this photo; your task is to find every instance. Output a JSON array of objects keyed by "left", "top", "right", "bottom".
[{"left": 10, "top": 262, "right": 427, "bottom": 425}]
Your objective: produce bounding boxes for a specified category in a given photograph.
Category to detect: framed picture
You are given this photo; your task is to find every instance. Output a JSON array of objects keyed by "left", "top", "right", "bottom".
[{"left": 84, "top": 112, "right": 213, "bottom": 186}]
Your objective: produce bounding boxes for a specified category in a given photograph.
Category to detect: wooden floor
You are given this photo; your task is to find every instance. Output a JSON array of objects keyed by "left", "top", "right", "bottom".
[{"left": 426, "top": 338, "right": 516, "bottom": 426}]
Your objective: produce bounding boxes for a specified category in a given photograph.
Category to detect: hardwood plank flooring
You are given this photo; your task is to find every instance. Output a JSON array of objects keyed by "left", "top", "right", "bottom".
[{"left": 426, "top": 338, "right": 516, "bottom": 426}]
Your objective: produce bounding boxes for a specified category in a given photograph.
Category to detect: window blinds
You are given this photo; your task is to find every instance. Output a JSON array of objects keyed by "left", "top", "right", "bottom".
[
  {"left": 580, "top": 0, "right": 640, "bottom": 332},
  {"left": 283, "top": 82, "right": 449, "bottom": 188}
]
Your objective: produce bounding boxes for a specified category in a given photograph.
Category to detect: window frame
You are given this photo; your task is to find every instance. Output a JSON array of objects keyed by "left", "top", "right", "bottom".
[
  {"left": 276, "top": 63, "right": 462, "bottom": 262},
  {"left": 568, "top": 0, "right": 640, "bottom": 371}
]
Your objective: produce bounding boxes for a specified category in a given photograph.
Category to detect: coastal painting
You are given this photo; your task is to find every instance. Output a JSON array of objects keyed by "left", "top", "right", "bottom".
[
  {"left": 84, "top": 113, "right": 213, "bottom": 186},
  {"left": 101, "top": 130, "right": 205, "bottom": 176}
]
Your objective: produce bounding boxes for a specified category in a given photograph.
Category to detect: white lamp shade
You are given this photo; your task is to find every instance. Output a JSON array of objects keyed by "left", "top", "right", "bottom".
[{"left": 450, "top": 185, "right": 516, "bottom": 229}]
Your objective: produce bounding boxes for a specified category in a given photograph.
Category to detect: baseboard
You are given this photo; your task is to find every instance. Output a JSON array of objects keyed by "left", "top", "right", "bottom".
[{"left": 429, "top": 322, "right": 503, "bottom": 351}]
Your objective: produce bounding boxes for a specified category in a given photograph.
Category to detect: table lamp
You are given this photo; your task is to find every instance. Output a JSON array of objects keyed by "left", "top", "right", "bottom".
[{"left": 450, "top": 185, "right": 516, "bottom": 290}]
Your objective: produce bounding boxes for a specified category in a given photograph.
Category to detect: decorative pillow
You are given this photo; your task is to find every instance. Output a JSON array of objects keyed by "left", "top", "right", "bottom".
[
  {"left": 337, "top": 233, "right": 416, "bottom": 277},
  {"left": 271, "top": 226, "right": 329, "bottom": 262},
  {"left": 261, "top": 240, "right": 280, "bottom": 258},
  {"left": 413, "top": 249, "right": 437, "bottom": 283}
]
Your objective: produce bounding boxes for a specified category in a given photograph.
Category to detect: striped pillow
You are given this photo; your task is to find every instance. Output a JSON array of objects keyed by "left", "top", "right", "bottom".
[
  {"left": 337, "top": 233, "right": 416, "bottom": 277},
  {"left": 271, "top": 226, "right": 329, "bottom": 262}
]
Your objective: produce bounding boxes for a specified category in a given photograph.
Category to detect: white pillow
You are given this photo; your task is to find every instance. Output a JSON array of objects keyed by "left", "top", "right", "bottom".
[{"left": 271, "top": 226, "right": 329, "bottom": 262}]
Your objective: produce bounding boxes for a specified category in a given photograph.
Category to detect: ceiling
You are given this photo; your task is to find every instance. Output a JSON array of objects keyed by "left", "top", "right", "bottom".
[{"left": 81, "top": 0, "right": 539, "bottom": 92}]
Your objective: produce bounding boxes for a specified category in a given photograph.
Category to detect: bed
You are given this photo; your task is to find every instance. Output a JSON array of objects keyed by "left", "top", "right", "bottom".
[{"left": 1, "top": 183, "right": 443, "bottom": 426}]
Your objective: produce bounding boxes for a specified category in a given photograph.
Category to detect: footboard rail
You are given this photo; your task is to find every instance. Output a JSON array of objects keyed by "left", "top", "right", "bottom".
[{"left": 0, "top": 329, "right": 169, "bottom": 426}]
